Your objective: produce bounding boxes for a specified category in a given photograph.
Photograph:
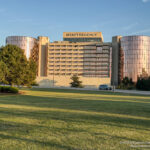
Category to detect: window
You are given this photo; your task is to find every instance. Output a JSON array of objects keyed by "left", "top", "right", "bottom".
[{"left": 97, "top": 47, "right": 102, "bottom": 53}]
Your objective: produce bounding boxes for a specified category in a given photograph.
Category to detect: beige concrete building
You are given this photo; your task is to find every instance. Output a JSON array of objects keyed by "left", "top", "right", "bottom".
[
  {"left": 6, "top": 32, "right": 112, "bottom": 88},
  {"left": 37, "top": 32, "right": 112, "bottom": 87},
  {"left": 111, "top": 36, "right": 122, "bottom": 86}
]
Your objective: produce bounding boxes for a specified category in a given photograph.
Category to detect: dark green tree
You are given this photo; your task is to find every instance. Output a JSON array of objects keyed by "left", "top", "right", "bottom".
[
  {"left": 136, "top": 77, "right": 150, "bottom": 91},
  {"left": 0, "top": 60, "right": 8, "bottom": 84},
  {"left": 119, "top": 77, "right": 135, "bottom": 90},
  {"left": 0, "top": 45, "right": 37, "bottom": 86},
  {"left": 70, "top": 75, "right": 83, "bottom": 88},
  {"left": 22, "top": 58, "right": 37, "bottom": 87},
  {"left": 122, "top": 77, "right": 133, "bottom": 86}
]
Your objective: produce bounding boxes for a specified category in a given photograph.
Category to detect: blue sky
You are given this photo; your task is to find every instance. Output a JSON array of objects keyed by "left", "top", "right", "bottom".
[{"left": 0, "top": 0, "right": 150, "bottom": 45}]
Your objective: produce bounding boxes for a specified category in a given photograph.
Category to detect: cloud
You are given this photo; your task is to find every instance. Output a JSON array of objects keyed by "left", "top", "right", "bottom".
[{"left": 142, "top": 0, "right": 150, "bottom": 3}]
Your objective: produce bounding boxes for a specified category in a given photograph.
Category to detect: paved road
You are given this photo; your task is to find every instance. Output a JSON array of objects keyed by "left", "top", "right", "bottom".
[{"left": 34, "top": 86, "right": 150, "bottom": 96}]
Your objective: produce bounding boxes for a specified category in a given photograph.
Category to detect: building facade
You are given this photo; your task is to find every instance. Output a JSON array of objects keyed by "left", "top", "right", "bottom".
[
  {"left": 121, "top": 36, "right": 150, "bottom": 82},
  {"left": 111, "top": 36, "right": 122, "bottom": 85},
  {"left": 47, "top": 41, "right": 111, "bottom": 78},
  {"left": 6, "top": 32, "right": 111, "bottom": 87},
  {"left": 6, "top": 36, "right": 37, "bottom": 60},
  {"left": 7, "top": 33, "right": 150, "bottom": 87},
  {"left": 37, "top": 32, "right": 112, "bottom": 87},
  {"left": 83, "top": 43, "right": 111, "bottom": 78},
  {"left": 112, "top": 35, "right": 150, "bottom": 85}
]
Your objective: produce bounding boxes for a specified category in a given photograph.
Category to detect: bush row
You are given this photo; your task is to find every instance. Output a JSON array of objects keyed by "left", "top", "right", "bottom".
[
  {"left": 117, "top": 77, "right": 135, "bottom": 90},
  {"left": 118, "top": 77, "right": 150, "bottom": 91},
  {"left": 0, "top": 86, "right": 19, "bottom": 94},
  {"left": 136, "top": 77, "right": 150, "bottom": 91}
]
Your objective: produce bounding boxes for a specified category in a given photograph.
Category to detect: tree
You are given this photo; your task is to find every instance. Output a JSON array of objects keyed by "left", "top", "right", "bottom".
[
  {"left": 136, "top": 77, "right": 150, "bottom": 91},
  {"left": 122, "top": 77, "right": 133, "bottom": 86},
  {"left": 22, "top": 58, "right": 37, "bottom": 87},
  {"left": 0, "top": 45, "right": 37, "bottom": 86},
  {"left": 70, "top": 75, "right": 83, "bottom": 88},
  {"left": 0, "top": 61, "right": 8, "bottom": 84},
  {"left": 118, "top": 77, "right": 135, "bottom": 90}
]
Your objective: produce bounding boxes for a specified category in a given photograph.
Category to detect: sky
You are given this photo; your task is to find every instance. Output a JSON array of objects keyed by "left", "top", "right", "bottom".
[{"left": 0, "top": 0, "right": 150, "bottom": 45}]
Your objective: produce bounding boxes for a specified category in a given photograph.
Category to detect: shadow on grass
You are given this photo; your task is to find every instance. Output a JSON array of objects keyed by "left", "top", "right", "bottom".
[
  {"left": 0, "top": 91, "right": 150, "bottom": 131},
  {"left": 0, "top": 90, "right": 149, "bottom": 149},
  {"left": 0, "top": 116, "right": 143, "bottom": 145},
  {"left": 0, "top": 94, "right": 150, "bottom": 118},
  {"left": 0, "top": 133, "right": 78, "bottom": 150},
  {"left": 0, "top": 106, "right": 150, "bottom": 131}
]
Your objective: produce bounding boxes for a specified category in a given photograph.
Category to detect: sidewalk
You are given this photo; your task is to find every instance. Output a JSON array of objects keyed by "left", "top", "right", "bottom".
[{"left": 115, "top": 89, "right": 150, "bottom": 96}]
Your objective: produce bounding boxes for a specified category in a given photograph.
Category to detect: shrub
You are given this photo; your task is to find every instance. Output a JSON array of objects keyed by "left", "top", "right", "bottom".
[
  {"left": 136, "top": 77, "right": 150, "bottom": 91},
  {"left": 31, "top": 81, "right": 39, "bottom": 86},
  {"left": 70, "top": 75, "right": 84, "bottom": 88},
  {"left": 117, "top": 77, "right": 135, "bottom": 90},
  {"left": 0, "top": 86, "right": 19, "bottom": 94}
]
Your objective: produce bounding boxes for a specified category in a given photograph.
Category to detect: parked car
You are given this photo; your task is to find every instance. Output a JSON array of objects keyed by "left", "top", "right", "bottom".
[{"left": 99, "top": 84, "right": 112, "bottom": 90}]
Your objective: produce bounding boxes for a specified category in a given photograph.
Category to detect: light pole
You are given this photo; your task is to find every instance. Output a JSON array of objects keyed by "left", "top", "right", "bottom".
[{"left": 113, "top": 81, "right": 115, "bottom": 92}]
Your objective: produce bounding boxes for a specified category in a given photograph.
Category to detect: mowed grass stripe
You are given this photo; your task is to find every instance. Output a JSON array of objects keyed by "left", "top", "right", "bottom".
[
  {"left": 25, "top": 90, "right": 150, "bottom": 100},
  {"left": 0, "top": 88, "right": 149, "bottom": 150},
  {"left": 0, "top": 103, "right": 150, "bottom": 121}
]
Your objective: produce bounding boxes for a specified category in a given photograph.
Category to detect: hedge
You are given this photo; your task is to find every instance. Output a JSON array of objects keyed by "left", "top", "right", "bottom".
[
  {"left": 0, "top": 86, "right": 19, "bottom": 94},
  {"left": 136, "top": 77, "right": 150, "bottom": 91}
]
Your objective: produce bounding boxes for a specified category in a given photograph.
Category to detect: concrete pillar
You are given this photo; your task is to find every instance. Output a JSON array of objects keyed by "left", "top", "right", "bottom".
[
  {"left": 38, "top": 36, "right": 49, "bottom": 77},
  {"left": 111, "top": 36, "right": 122, "bottom": 86}
]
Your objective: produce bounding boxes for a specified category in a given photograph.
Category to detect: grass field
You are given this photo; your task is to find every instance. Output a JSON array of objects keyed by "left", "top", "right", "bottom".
[{"left": 0, "top": 88, "right": 150, "bottom": 150}]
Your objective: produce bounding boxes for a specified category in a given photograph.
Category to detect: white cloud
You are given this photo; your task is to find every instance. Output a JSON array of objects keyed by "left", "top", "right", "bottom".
[{"left": 142, "top": 0, "right": 150, "bottom": 3}]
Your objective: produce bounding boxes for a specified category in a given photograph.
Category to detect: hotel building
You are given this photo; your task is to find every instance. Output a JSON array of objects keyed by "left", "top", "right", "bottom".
[
  {"left": 6, "top": 33, "right": 150, "bottom": 87},
  {"left": 6, "top": 32, "right": 112, "bottom": 87},
  {"left": 37, "top": 32, "right": 112, "bottom": 87},
  {"left": 111, "top": 35, "right": 150, "bottom": 85}
]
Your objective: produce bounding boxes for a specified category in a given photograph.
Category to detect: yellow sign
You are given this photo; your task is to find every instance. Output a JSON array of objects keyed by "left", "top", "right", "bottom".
[{"left": 63, "top": 32, "right": 103, "bottom": 38}]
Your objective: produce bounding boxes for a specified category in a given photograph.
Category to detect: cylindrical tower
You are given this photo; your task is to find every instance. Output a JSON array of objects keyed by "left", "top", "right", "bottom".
[
  {"left": 121, "top": 36, "right": 150, "bottom": 82},
  {"left": 6, "top": 36, "right": 37, "bottom": 59}
]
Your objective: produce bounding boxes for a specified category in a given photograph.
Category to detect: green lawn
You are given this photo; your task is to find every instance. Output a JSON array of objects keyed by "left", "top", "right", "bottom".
[{"left": 0, "top": 88, "right": 150, "bottom": 150}]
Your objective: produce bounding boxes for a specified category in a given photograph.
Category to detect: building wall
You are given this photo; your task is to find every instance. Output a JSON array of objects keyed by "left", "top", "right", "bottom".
[
  {"left": 41, "top": 35, "right": 112, "bottom": 87},
  {"left": 36, "top": 76, "right": 110, "bottom": 88},
  {"left": 83, "top": 43, "right": 112, "bottom": 78},
  {"left": 47, "top": 41, "right": 85, "bottom": 76},
  {"left": 121, "top": 36, "right": 150, "bottom": 82},
  {"left": 38, "top": 36, "right": 49, "bottom": 77},
  {"left": 47, "top": 41, "right": 112, "bottom": 78},
  {"left": 6, "top": 33, "right": 112, "bottom": 88},
  {"left": 6, "top": 36, "right": 36, "bottom": 59},
  {"left": 111, "top": 36, "right": 122, "bottom": 86}
]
